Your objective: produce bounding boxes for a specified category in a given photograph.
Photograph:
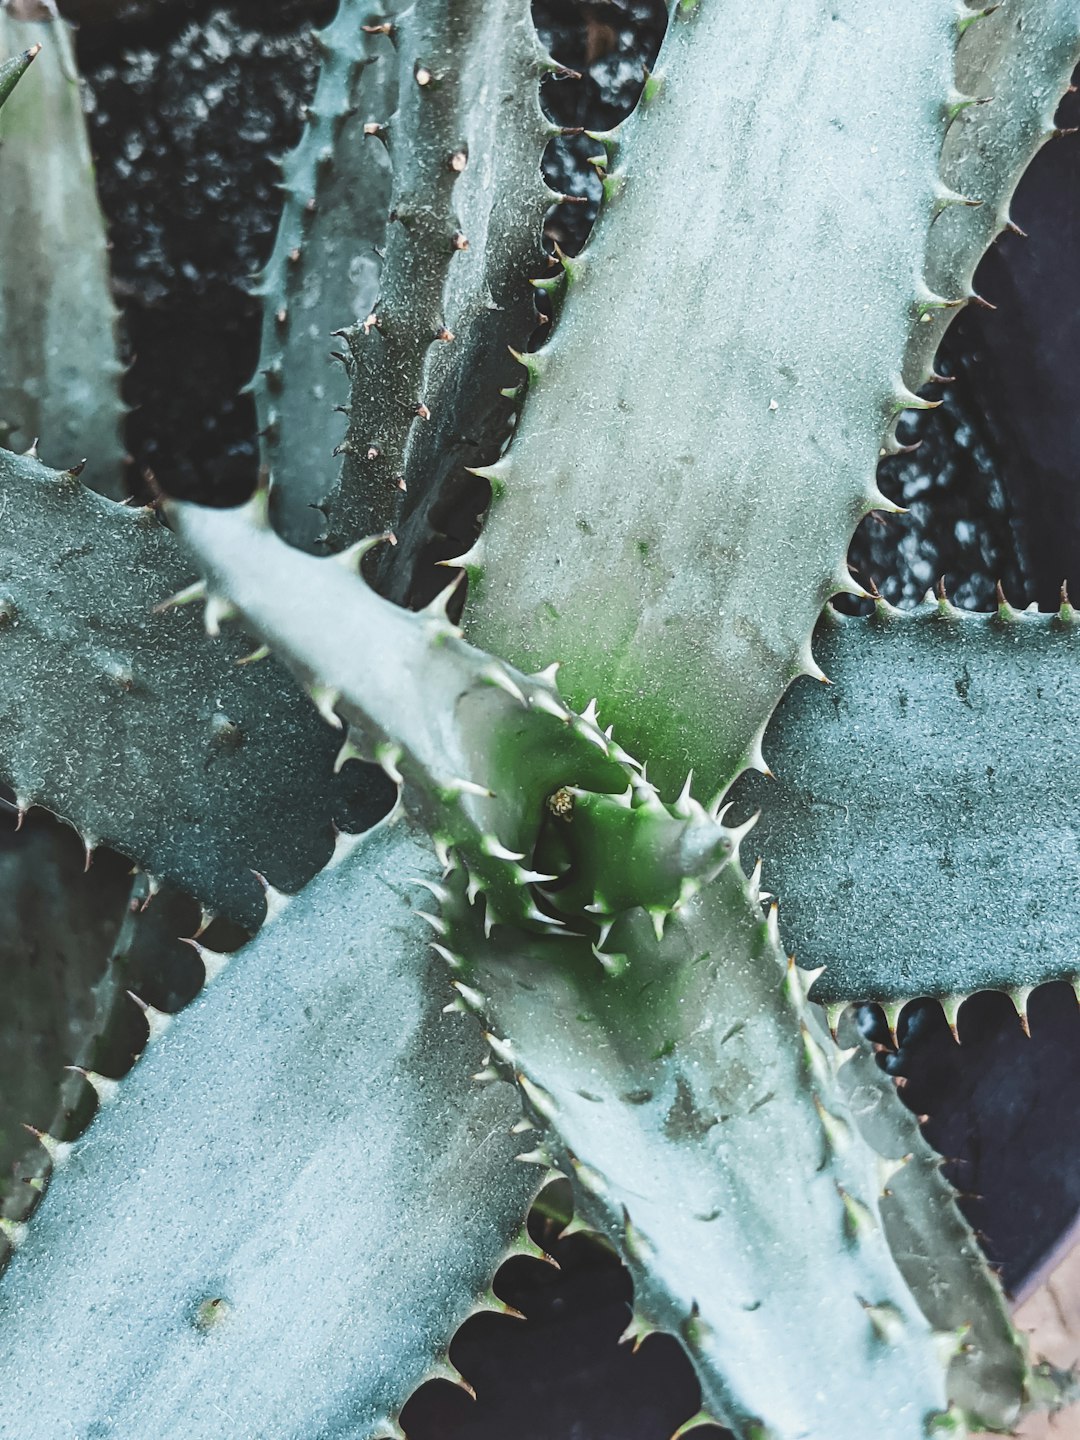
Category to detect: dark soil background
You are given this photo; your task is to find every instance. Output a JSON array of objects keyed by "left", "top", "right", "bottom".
[{"left": 30, "top": 0, "right": 1080, "bottom": 1434}]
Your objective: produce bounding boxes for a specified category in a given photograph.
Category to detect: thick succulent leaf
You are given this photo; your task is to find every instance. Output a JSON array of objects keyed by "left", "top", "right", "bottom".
[
  {"left": 328, "top": 0, "right": 557, "bottom": 571},
  {"left": 0, "top": 818, "right": 133, "bottom": 1218},
  {"left": 173, "top": 497, "right": 1033, "bottom": 1437},
  {"left": 455, "top": 863, "right": 1031, "bottom": 1437},
  {"left": 464, "top": 0, "right": 1080, "bottom": 799},
  {"left": 911, "top": 0, "right": 1080, "bottom": 386},
  {"left": 173, "top": 492, "right": 637, "bottom": 927},
  {"left": 835, "top": 1010, "right": 1044, "bottom": 1426},
  {"left": 256, "top": 2, "right": 399, "bottom": 549},
  {"left": 0, "top": 448, "right": 367, "bottom": 926},
  {"left": 0, "top": 812, "right": 537, "bottom": 1439},
  {"left": 0, "top": 13, "right": 125, "bottom": 497},
  {"left": 730, "top": 600, "right": 1080, "bottom": 1014}
]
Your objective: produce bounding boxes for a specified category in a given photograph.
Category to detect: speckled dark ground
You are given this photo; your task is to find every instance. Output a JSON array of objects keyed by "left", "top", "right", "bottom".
[{"left": 35, "top": 0, "right": 1080, "bottom": 1433}]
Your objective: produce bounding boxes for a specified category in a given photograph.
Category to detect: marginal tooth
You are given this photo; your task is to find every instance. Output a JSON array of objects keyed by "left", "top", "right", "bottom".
[
  {"left": 1059, "top": 581, "right": 1076, "bottom": 624},
  {"left": 516, "top": 1147, "right": 555, "bottom": 1167},
  {"left": 861, "top": 1299, "right": 905, "bottom": 1345},
  {"left": 568, "top": 1154, "right": 607, "bottom": 1196},
  {"left": 558, "top": 1214, "right": 592, "bottom": 1239},
  {"left": 876, "top": 1154, "right": 910, "bottom": 1195},
  {"left": 127, "top": 991, "right": 173, "bottom": 1043},
  {"left": 726, "top": 810, "right": 759, "bottom": 854},
  {"left": 932, "top": 1324, "right": 972, "bottom": 1366},
  {"left": 674, "top": 770, "right": 695, "bottom": 815},
  {"left": 813, "top": 1095, "right": 852, "bottom": 1153},
  {"left": 425, "top": 1358, "right": 475, "bottom": 1400},
  {"left": 940, "top": 994, "right": 963, "bottom": 1043},
  {"left": 424, "top": 943, "right": 459, "bottom": 975},
  {"left": 1008, "top": 985, "right": 1034, "bottom": 1037},
  {"left": 648, "top": 908, "right": 668, "bottom": 942},
  {"left": 65, "top": 1065, "right": 119, "bottom": 1105},
  {"left": 515, "top": 866, "right": 558, "bottom": 886},
  {"left": 510, "top": 1117, "right": 535, "bottom": 1134},
  {"left": 328, "top": 826, "right": 366, "bottom": 870},
  {"left": 411, "top": 876, "right": 451, "bottom": 905},
  {"left": 622, "top": 1207, "right": 654, "bottom": 1263},
  {"left": 517, "top": 1073, "right": 558, "bottom": 1123},
  {"left": 253, "top": 870, "right": 291, "bottom": 923},
  {"left": 181, "top": 937, "right": 231, "bottom": 984},
  {"left": 530, "top": 687, "right": 569, "bottom": 720},
  {"left": 832, "top": 561, "right": 870, "bottom": 599},
  {"left": 374, "top": 1418, "right": 407, "bottom": 1440},
  {"left": 485, "top": 1033, "right": 515, "bottom": 1067},
  {"left": 766, "top": 903, "right": 781, "bottom": 947},
  {"left": 452, "top": 980, "right": 486, "bottom": 1014},
  {"left": 801, "top": 647, "right": 830, "bottom": 684},
  {"left": 881, "top": 1000, "right": 905, "bottom": 1049},
  {"left": 154, "top": 579, "right": 208, "bottom": 613},
  {"left": 671, "top": 1411, "right": 724, "bottom": 1440},
  {"left": 475, "top": 1286, "right": 525, "bottom": 1321},
  {"left": 444, "top": 776, "right": 495, "bottom": 799},
  {"left": 747, "top": 856, "right": 764, "bottom": 900},
  {"left": 619, "top": 1311, "right": 659, "bottom": 1352},
  {"left": 506, "top": 1226, "right": 554, "bottom": 1264},
  {"left": 825, "top": 1002, "right": 849, "bottom": 1040},
  {"left": 592, "top": 944, "right": 628, "bottom": 977},
  {"left": 374, "top": 742, "right": 403, "bottom": 784},
  {"left": 865, "top": 483, "right": 907, "bottom": 516},
  {"left": 481, "top": 835, "right": 526, "bottom": 862},
  {"left": 422, "top": 575, "right": 464, "bottom": 619},
  {"left": 838, "top": 1184, "right": 877, "bottom": 1240},
  {"left": 523, "top": 901, "right": 562, "bottom": 927},
  {"left": 332, "top": 532, "right": 393, "bottom": 572},
  {"left": 203, "top": 594, "right": 238, "bottom": 637},
  {"left": 574, "top": 717, "right": 610, "bottom": 752},
  {"left": 415, "top": 910, "right": 448, "bottom": 936},
  {"left": 481, "top": 663, "right": 526, "bottom": 704},
  {"left": 308, "top": 684, "right": 343, "bottom": 727},
  {"left": 995, "top": 579, "right": 1020, "bottom": 620},
  {"left": 22, "top": 1126, "right": 73, "bottom": 1168},
  {"left": 745, "top": 725, "right": 772, "bottom": 778},
  {"left": 0, "top": 1219, "right": 28, "bottom": 1249},
  {"left": 334, "top": 736, "right": 367, "bottom": 773},
  {"left": 795, "top": 962, "right": 825, "bottom": 998}
]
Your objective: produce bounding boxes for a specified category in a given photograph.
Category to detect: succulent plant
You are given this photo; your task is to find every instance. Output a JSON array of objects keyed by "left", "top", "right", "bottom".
[{"left": 0, "top": 4, "right": 1078, "bottom": 1439}]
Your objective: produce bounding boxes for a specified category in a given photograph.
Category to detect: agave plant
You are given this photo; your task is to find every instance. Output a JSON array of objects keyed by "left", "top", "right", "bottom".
[{"left": 0, "top": 3, "right": 1078, "bottom": 1438}]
